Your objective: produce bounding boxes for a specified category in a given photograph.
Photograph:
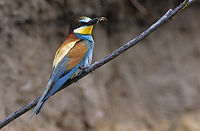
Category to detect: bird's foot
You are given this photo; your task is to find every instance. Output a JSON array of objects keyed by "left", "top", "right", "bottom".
[{"left": 79, "top": 66, "right": 89, "bottom": 70}]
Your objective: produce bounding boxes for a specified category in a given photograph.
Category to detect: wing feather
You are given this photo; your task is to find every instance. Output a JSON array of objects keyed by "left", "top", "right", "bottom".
[
  {"left": 31, "top": 40, "right": 91, "bottom": 117},
  {"left": 53, "top": 39, "right": 80, "bottom": 68},
  {"left": 50, "top": 40, "right": 89, "bottom": 84},
  {"left": 66, "top": 41, "right": 88, "bottom": 70},
  {"left": 45, "top": 40, "right": 89, "bottom": 99}
]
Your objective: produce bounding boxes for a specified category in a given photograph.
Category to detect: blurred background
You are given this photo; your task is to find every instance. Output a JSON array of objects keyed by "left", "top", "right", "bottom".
[{"left": 0, "top": 0, "right": 200, "bottom": 131}]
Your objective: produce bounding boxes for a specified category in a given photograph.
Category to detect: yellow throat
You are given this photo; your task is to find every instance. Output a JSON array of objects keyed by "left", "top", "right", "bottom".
[{"left": 74, "top": 25, "right": 93, "bottom": 35}]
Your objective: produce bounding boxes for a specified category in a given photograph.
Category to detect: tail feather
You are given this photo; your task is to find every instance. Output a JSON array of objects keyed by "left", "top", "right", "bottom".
[
  {"left": 35, "top": 74, "right": 72, "bottom": 115},
  {"left": 30, "top": 66, "right": 79, "bottom": 120},
  {"left": 35, "top": 98, "right": 48, "bottom": 115},
  {"left": 30, "top": 80, "right": 52, "bottom": 119},
  {"left": 45, "top": 68, "right": 78, "bottom": 99}
]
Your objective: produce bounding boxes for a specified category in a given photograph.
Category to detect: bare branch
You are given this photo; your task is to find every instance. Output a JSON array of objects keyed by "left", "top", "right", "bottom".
[{"left": 0, "top": 0, "right": 192, "bottom": 129}]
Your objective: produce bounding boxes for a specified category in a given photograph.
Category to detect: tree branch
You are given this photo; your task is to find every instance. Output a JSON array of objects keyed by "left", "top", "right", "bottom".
[{"left": 0, "top": 0, "right": 193, "bottom": 129}]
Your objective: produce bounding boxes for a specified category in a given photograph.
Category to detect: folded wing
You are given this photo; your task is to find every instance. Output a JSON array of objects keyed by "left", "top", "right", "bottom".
[{"left": 32, "top": 40, "right": 89, "bottom": 116}]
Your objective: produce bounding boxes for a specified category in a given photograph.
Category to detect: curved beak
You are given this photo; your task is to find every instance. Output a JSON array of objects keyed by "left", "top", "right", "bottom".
[{"left": 87, "top": 17, "right": 107, "bottom": 26}]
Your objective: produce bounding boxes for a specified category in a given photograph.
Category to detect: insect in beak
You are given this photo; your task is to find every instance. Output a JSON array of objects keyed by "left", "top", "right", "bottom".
[{"left": 87, "top": 17, "right": 107, "bottom": 26}]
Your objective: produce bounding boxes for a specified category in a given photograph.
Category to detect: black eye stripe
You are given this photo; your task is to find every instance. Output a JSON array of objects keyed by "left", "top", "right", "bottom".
[
  {"left": 80, "top": 22, "right": 88, "bottom": 24},
  {"left": 72, "top": 22, "right": 87, "bottom": 29}
]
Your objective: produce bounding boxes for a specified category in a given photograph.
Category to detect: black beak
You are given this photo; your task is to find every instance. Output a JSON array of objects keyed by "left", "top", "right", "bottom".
[{"left": 87, "top": 17, "right": 107, "bottom": 26}]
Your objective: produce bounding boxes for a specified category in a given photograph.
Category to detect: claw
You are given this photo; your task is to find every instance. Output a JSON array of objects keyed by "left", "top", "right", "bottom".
[{"left": 79, "top": 66, "right": 89, "bottom": 70}]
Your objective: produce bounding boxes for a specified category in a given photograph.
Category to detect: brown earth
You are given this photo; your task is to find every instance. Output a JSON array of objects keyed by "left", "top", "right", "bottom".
[{"left": 0, "top": 0, "right": 200, "bottom": 131}]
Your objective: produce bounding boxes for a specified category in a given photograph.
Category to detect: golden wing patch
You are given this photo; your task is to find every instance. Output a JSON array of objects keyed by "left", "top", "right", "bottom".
[{"left": 53, "top": 39, "right": 80, "bottom": 68}]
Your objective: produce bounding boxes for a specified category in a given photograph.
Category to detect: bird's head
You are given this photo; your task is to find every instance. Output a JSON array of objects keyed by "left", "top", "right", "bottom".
[{"left": 69, "top": 16, "right": 106, "bottom": 36}]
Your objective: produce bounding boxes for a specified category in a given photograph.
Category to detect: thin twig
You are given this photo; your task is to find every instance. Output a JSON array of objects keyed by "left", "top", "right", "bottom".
[{"left": 0, "top": 0, "right": 192, "bottom": 129}]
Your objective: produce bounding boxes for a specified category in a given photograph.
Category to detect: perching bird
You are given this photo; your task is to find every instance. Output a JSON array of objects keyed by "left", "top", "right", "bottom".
[{"left": 31, "top": 16, "right": 106, "bottom": 118}]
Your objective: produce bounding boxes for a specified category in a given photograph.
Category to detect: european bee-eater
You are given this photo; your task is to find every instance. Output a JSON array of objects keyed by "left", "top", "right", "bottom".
[{"left": 31, "top": 16, "right": 106, "bottom": 118}]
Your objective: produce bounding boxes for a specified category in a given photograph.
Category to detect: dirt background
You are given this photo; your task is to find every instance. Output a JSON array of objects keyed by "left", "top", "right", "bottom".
[{"left": 0, "top": 0, "right": 200, "bottom": 131}]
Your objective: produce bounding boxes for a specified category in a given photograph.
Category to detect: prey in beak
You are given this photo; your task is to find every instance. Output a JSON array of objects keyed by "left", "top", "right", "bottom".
[{"left": 87, "top": 17, "right": 107, "bottom": 26}]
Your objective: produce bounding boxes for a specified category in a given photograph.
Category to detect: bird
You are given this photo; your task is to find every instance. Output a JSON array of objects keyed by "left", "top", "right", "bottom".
[{"left": 31, "top": 16, "right": 106, "bottom": 118}]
